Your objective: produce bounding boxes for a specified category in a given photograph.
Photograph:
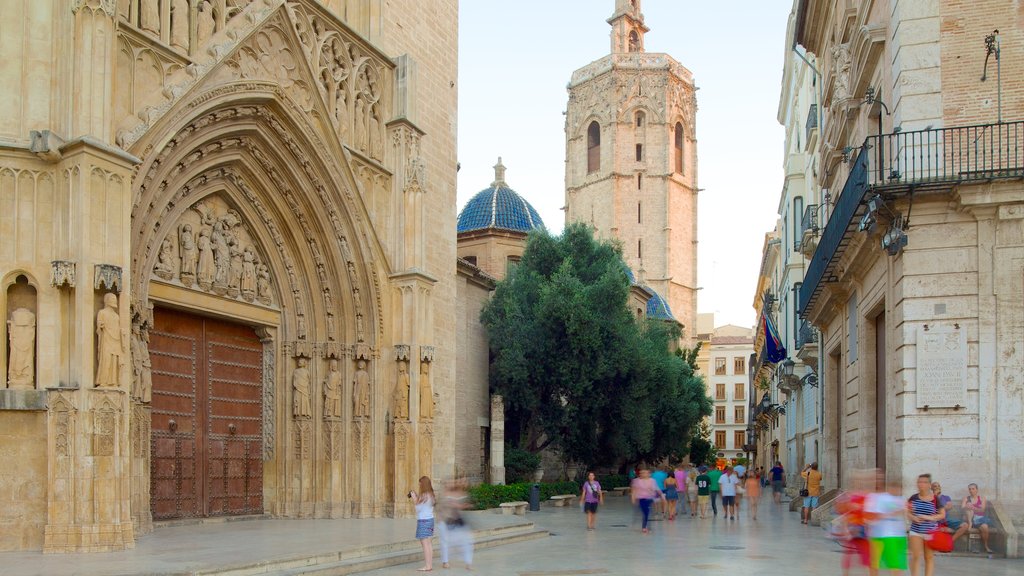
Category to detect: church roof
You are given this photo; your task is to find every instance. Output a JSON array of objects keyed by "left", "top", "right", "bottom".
[
  {"left": 457, "top": 158, "right": 545, "bottom": 235},
  {"left": 645, "top": 288, "right": 675, "bottom": 321}
]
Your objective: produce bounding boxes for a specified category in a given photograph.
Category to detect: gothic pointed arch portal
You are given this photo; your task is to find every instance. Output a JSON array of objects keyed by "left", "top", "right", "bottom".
[{"left": 127, "top": 82, "right": 393, "bottom": 523}]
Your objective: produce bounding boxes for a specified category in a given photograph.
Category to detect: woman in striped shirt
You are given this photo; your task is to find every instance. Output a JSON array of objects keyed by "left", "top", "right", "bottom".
[{"left": 907, "top": 473, "right": 946, "bottom": 576}]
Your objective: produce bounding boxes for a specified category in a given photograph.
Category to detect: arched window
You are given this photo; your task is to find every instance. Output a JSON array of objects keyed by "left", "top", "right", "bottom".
[
  {"left": 628, "top": 30, "right": 640, "bottom": 53},
  {"left": 587, "top": 121, "right": 601, "bottom": 174},
  {"left": 635, "top": 111, "right": 645, "bottom": 127},
  {"left": 674, "top": 123, "right": 685, "bottom": 174}
]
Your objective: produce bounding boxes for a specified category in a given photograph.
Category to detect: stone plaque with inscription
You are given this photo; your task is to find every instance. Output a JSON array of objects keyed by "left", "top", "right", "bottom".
[{"left": 916, "top": 327, "right": 967, "bottom": 408}]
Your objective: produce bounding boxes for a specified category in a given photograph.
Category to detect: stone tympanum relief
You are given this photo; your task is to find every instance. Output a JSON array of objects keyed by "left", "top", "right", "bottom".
[
  {"left": 292, "top": 356, "right": 311, "bottom": 418},
  {"left": 323, "top": 358, "right": 342, "bottom": 419},
  {"left": 353, "top": 358, "right": 369, "bottom": 418},
  {"left": 152, "top": 194, "right": 276, "bottom": 307},
  {"left": 95, "top": 293, "right": 124, "bottom": 388},
  {"left": 7, "top": 308, "right": 36, "bottom": 389}
]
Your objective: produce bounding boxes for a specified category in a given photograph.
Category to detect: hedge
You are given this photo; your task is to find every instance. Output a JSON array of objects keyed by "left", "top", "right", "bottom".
[{"left": 468, "top": 481, "right": 581, "bottom": 510}]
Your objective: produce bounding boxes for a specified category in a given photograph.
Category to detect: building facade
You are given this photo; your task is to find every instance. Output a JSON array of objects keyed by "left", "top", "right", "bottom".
[
  {"left": 795, "top": 0, "right": 1024, "bottom": 510},
  {"left": 0, "top": 0, "right": 459, "bottom": 552},
  {"left": 706, "top": 323, "right": 754, "bottom": 461},
  {"left": 564, "top": 0, "right": 699, "bottom": 342}
]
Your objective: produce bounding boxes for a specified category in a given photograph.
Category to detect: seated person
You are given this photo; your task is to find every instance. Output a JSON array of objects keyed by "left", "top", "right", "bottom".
[
  {"left": 932, "top": 481, "right": 962, "bottom": 532},
  {"left": 952, "top": 483, "right": 994, "bottom": 553}
]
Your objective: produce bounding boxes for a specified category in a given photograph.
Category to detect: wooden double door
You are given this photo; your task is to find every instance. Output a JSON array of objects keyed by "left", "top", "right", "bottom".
[{"left": 150, "top": 307, "right": 264, "bottom": 520}]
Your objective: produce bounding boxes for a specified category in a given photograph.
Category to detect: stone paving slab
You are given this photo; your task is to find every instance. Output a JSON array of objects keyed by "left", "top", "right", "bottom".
[
  {"left": 363, "top": 498, "right": 1024, "bottom": 575},
  {"left": 0, "top": 511, "right": 530, "bottom": 576}
]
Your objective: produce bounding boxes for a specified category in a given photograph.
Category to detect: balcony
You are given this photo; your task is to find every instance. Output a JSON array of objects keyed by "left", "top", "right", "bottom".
[
  {"left": 800, "top": 121, "right": 1024, "bottom": 317},
  {"left": 805, "top": 104, "right": 818, "bottom": 148},
  {"left": 799, "top": 204, "right": 819, "bottom": 257},
  {"left": 796, "top": 319, "right": 819, "bottom": 365}
]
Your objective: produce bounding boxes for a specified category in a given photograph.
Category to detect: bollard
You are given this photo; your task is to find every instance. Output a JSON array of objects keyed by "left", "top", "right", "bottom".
[{"left": 529, "top": 483, "right": 541, "bottom": 511}]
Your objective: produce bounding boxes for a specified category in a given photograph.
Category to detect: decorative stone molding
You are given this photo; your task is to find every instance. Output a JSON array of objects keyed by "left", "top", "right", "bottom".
[
  {"left": 72, "top": 0, "right": 117, "bottom": 18},
  {"left": 257, "top": 328, "right": 276, "bottom": 460},
  {"left": 51, "top": 261, "right": 76, "bottom": 289},
  {"left": 419, "top": 345, "right": 434, "bottom": 363},
  {"left": 394, "top": 344, "right": 410, "bottom": 362},
  {"left": 95, "top": 264, "right": 123, "bottom": 292},
  {"left": 353, "top": 342, "right": 372, "bottom": 361}
]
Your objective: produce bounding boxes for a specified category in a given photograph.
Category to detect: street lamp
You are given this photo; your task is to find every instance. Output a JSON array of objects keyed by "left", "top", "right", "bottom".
[{"left": 781, "top": 358, "right": 795, "bottom": 378}]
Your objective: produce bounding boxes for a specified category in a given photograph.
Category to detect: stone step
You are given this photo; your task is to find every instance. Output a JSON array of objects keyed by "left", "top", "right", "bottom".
[{"left": 190, "top": 522, "right": 545, "bottom": 576}]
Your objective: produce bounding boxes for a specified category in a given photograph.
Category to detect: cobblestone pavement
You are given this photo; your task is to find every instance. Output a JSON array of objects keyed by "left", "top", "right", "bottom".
[{"left": 364, "top": 496, "right": 1021, "bottom": 575}]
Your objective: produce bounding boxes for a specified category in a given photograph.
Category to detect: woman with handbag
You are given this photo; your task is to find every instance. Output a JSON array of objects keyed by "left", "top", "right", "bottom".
[{"left": 907, "top": 473, "right": 947, "bottom": 576}]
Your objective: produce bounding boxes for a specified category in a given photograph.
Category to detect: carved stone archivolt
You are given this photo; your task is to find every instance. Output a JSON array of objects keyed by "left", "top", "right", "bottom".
[{"left": 151, "top": 194, "right": 277, "bottom": 307}]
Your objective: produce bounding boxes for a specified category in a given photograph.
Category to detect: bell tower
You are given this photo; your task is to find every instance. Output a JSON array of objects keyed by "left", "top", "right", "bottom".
[{"left": 564, "top": 1, "right": 700, "bottom": 342}]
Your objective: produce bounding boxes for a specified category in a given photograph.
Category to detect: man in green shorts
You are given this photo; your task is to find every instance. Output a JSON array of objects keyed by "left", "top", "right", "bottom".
[
  {"left": 865, "top": 479, "right": 908, "bottom": 573},
  {"left": 695, "top": 466, "right": 711, "bottom": 519}
]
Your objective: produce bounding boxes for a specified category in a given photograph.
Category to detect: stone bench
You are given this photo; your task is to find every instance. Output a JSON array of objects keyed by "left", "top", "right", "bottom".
[
  {"left": 611, "top": 487, "right": 631, "bottom": 497},
  {"left": 499, "top": 501, "right": 528, "bottom": 515},
  {"left": 550, "top": 495, "right": 576, "bottom": 507}
]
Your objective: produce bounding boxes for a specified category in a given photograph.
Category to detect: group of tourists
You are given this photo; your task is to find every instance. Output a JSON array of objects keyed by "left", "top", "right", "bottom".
[{"left": 834, "top": 470, "right": 996, "bottom": 576}]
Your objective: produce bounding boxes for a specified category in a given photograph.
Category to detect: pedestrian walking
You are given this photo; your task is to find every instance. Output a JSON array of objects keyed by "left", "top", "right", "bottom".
[
  {"left": 664, "top": 474, "right": 679, "bottom": 521},
  {"left": 866, "top": 475, "right": 909, "bottom": 575},
  {"left": 438, "top": 478, "right": 473, "bottom": 571},
  {"left": 630, "top": 468, "right": 664, "bottom": 534},
  {"left": 719, "top": 466, "right": 740, "bottom": 520},
  {"left": 707, "top": 465, "right": 723, "bottom": 517},
  {"left": 835, "top": 469, "right": 873, "bottom": 576},
  {"left": 695, "top": 466, "right": 711, "bottom": 519},
  {"left": 651, "top": 468, "right": 669, "bottom": 517},
  {"left": 907, "top": 473, "right": 945, "bottom": 576},
  {"left": 687, "top": 465, "right": 699, "bottom": 517},
  {"left": 770, "top": 461, "right": 786, "bottom": 504},
  {"left": 673, "top": 464, "right": 689, "bottom": 517},
  {"left": 579, "top": 471, "right": 604, "bottom": 531},
  {"left": 801, "top": 462, "right": 823, "bottom": 524},
  {"left": 409, "top": 476, "right": 436, "bottom": 572},
  {"left": 744, "top": 469, "right": 761, "bottom": 520}
]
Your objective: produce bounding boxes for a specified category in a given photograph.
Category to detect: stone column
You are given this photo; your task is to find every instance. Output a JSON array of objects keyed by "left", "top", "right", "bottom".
[{"left": 489, "top": 395, "right": 505, "bottom": 485}]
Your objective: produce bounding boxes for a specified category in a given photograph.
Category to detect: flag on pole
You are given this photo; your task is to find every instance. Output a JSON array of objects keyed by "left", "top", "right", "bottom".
[{"left": 762, "top": 313, "right": 787, "bottom": 364}]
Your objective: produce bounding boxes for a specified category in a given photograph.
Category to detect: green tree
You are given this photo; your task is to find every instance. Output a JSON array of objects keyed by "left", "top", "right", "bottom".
[
  {"left": 481, "top": 223, "right": 712, "bottom": 468},
  {"left": 687, "top": 420, "right": 715, "bottom": 467}
]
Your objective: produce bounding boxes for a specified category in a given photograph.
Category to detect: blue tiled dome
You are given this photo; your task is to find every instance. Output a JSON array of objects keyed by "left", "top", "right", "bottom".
[
  {"left": 457, "top": 158, "right": 545, "bottom": 234},
  {"left": 645, "top": 288, "right": 675, "bottom": 321}
]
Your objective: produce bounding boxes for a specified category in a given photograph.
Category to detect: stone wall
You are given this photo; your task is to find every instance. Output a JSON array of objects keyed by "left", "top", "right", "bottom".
[
  {"left": 0, "top": 410, "right": 46, "bottom": 551},
  {"left": 454, "top": 268, "right": 493, "bottom": 484}
]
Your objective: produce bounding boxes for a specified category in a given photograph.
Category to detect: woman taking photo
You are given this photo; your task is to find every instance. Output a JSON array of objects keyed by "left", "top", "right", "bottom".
[
  {"left": 410, "top": 476, "right": 436, "bottom": 572},
  {"left": 907, "top": 473, "right": 945, "bottom": 576}
]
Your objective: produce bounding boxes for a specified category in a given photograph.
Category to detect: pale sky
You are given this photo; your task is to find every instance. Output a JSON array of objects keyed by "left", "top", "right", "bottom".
[{"left": 457, "top": 0, "right": 793, "bottom": 329}]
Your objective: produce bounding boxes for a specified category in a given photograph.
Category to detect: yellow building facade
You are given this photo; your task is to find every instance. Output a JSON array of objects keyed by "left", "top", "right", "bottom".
[{"left": 0, "top": 0, "right": 458, "bottom": 552}]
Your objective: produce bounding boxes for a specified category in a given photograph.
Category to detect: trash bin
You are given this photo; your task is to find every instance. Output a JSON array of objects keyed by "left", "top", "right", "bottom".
[{"left": 529, "top": 483, "right": 541, "bottom": 511}]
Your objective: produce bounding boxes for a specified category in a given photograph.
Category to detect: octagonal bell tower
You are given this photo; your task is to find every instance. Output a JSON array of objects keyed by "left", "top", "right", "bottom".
[{"left": 564, "top": 0, "right": 699, "bottom": 342}]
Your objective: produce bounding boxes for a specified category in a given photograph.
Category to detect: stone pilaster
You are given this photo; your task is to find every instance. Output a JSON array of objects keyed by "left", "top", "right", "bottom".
[{"left": 489, "top": 394, "right": 506, "bottom": 485}]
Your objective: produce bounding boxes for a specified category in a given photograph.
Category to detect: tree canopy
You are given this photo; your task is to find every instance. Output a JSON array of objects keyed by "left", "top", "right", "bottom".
[{"left": 481, "top": 223, "right": 712, "bottom": 468}]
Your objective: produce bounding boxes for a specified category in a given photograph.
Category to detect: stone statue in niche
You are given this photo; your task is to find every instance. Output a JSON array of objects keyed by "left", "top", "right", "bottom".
[
  {"left": 256, "top": 264, "right": 272, "bottom": 305},
  {"left": 353, "top": 359, "right": 370, "bottom": 417},
  {"left": 419, "top": 361, "right": 434, "bottom": 420},
  {"left": 227, "top": 238, "right": 244, "bottom": 297},
  {"left": 323, "top": 358, "right": 342, "bottom": 418},
  {"left": 292, "top": 357, "right": 311, "bottom": 418},
  {"left": 393, "top": 360, "right": 409, "bottom": 419},
  {"left": 832, "top": 43, "right": 852, "bottom": 103},
  {"left": 240, "top": 247, "right": 257, "bottom": 301},
  {"left": 197, "top": 227, "right": 215, "bottom": 290},
  {"left": 140, "top": 0, "right": 160, "bottom": 34},
  {"left": 197, "top": 0, "right": 216, "bottom": 43},
  {"left": 154, "top": 237, "right": 175, "bottom": 280},
  {"left": 6, "top": 308, "right": 35, "bottom": 389},
  {"left": 354, "top": 95, "right": 367, "bottom": 154},
  {"left": 130, "top": 322, "right": 152, "bottom": 402},
  {"left": 352, "top": 288, "right": 362, "bottom": 312},
  {"left": 178, "top": 224, "right": 198, "bottom": 287},
  {"left": 356, "top": 313, "right": 365, "bottom": 343},
  {"left": 95, "top": 293, "right": 124, "bottom": 388},
  {"left": 170, "top": 0, "right": 189, "bottom": 50}
]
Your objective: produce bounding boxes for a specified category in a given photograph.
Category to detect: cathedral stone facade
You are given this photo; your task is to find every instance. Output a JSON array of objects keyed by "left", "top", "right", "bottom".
[
  {"left": 564, "top": 0, "right": 700, "bottom": 342},
  {"left": 0, "top": 0, "right": 458, "bottom": 552}
]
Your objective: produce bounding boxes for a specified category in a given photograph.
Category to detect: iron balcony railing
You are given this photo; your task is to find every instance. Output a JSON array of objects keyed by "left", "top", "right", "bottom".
[
  {"left": 800, "top": 121, "right": 1024, "bottom": 316},
  {"left": 796, "top": 319, "right": 817, "bottom": 349},
  {"left": 802, "top": 204, "right": 819, "bottom": 235}
]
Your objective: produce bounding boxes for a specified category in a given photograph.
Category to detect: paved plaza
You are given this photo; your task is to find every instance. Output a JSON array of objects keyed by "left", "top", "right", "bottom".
[{"left": 365, "top": 497, "right": 1018, "bottom": 576}]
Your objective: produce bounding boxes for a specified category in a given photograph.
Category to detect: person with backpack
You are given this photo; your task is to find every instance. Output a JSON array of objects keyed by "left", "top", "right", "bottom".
[{"left": 579, "top": 471, "right": 604, "bottom": 531}]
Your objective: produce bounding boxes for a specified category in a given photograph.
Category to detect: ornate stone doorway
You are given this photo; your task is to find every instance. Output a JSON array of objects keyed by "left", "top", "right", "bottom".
[{"left": 149, "top": 307, "right": 264, "bottom": 520}]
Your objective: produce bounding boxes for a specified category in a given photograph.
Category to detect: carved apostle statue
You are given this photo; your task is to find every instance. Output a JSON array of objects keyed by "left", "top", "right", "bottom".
[
  {"left": 353, "top": 359, "right": 370, "bottom": 418},
  {"left": 197, "top": 227, "right": 215, "bottom": 289},
  {"left": 292, "top": 357, "right": 311, "bottom": 418},
  {"left": 154, "top": 237, "right": 175, "bottom": 280},
  {"left": 130, "top": 322, "right": 153, "bottom": 402},
  {"left": 394, "top": 360, "right": 409, "bottom": 419},
  {"left": 323, "top": 358, "right": 342, "bottom": 418},
  {"left": 419, "top": 361, "right": 434, "bottom": 419},
  {"left": 179, "top": 223, "right": 198, "bottom": 286},
  {"left": 6, "top": 308, "right": 35, "bottom": 388},
  {"left": 95, "top": 293, "right": 124, "bottom": 388}
]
